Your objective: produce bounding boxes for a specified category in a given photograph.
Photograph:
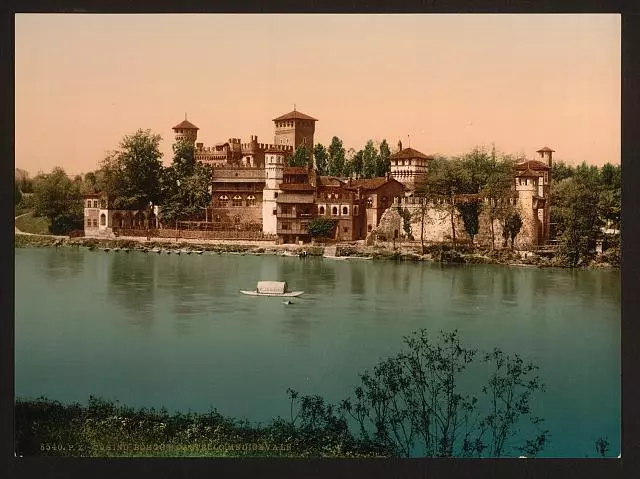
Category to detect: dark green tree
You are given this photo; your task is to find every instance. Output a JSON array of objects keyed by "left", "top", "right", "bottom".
[
  {"left": 289, "top": 146, "right": 311, "bottom": 168},
  {"left": 33, "top": 167, "right": 83, "bottom": 234},
  {"left": 313, "top": 143, "right": 329, "bottom": 175},
  {"left": 98, "top": 129, "right": 164, "bottom": 210},
  {"left": 327, "top": 137, "right": 346, "bottom": 177},
  {"left": 502, "top": 211, "right": 523, "bottom": 249},
  {"left": 160, "top": 140, "right": 212, "bottom": 227},
  {"left": 308, "top": 217, "right": 338, "bottom": 238},
  {"left": 551, "top": 161, "right": 574, "bottom": 182},
  {"left": 457, "top": 198, "right": 482, "bottom": 243},
  {"left": 375, "top": 139, "right": 392, "bottom": 177},
  {"left": 361, "top": 140, "right": 378, "bottom": 179}
]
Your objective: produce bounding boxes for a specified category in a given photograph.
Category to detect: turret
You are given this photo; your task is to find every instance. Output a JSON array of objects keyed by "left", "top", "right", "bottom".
[
  {"left": 172, "top": 114, "right": 199, "bottom": 145},
  {"left": 262, "top": 147, "right": 286, "bottom": 234},
  {"left": 536, "top": 146, "right": 555, "bottom": 168}
]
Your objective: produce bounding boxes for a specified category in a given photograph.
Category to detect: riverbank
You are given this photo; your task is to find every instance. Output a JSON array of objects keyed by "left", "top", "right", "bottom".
[
  {"left": 15, "top": 396, "right": 381, "bottom": 458},
  {"left": 13, "top": 233, "right": 619, "bottom": 269}
]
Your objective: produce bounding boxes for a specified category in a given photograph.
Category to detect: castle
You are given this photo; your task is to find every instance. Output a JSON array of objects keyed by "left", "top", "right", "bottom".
[{"left": 84, "top": 108, "right": 553, "bottom": 248}]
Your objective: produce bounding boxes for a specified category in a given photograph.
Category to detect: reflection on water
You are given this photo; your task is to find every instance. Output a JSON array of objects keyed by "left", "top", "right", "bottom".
[{"left": 15, "top": 248, "right": 621, "bottom": 457}]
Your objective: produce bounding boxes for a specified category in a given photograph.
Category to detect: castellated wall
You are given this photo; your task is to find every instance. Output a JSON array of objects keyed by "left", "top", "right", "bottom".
[{"left": 381, "top": 200, "right": 509, "bottom": 248}]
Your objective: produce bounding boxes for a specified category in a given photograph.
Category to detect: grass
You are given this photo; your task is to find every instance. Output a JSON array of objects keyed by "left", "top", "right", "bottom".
[{"left": 15, "top": 212, "right": 51, "bottom": 235}]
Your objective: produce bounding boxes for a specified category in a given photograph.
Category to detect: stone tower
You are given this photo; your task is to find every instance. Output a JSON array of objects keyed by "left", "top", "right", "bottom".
[
  {"left": 536, "top": 146, "right": 554, "bottom": 243},
  {"left": 272, "top": 108, "right": 317, "bottom": 153},
  {"left": 514, "top": 168, "right": 541, "bottom": 248},
  {"left": 262, "top": 148, "right": 286, "bottom": 234},
  {"left": 172, "top": 115, "right": 199, "bottom": 145}
]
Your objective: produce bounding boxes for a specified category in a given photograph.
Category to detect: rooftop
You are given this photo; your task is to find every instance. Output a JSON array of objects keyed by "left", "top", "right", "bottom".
[
  {"left": 390, "top": 147, "right": 432, "bottom": 160},
  {"left": 172, "top": 119, "right": 199, "bottom": 130},
  {"left": 273, "top": 110, "right": 318, "bottom": 122},
  {"left": 284, "top": 167, "right": 309, "bottom": 175},
  {"left": 536, "top": 146, "right": 555, "bottom": 153},
  {"left": 347, "top": 177, "right": 401, "bottom": 191},
  {"left": 516, "top": 159, "right": 550, "bottom": 171}
]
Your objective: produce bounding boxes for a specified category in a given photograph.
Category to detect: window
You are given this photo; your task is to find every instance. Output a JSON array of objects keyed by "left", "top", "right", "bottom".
[
  {"left": 100, "top": 214, "right": 106, "bottom": 226},
  {"left": 93, "top": 200, "right": 98, "bottom": 208},
  {"left": 86, "top": 218, "right": 91, "bottom": 227},
  {"left": 282, "top": 222, "right": 291, "bottom": 230},
  {"left": 319, "top": 206, "right": 325, "bottom": 215},
  {"left": 301, "top": 222, "right": 309, "bottom": 231},
  {"left": 367, "top": 198, "right": 373, "bottom": 208},
  {"left": 86, "top": 200, "right": 92, "bottom": 208},
  {"left": 343, "top": 227, "right": 349, "bottom": 233},
  {"left": 282, "top": 206, "right": 292, "bottom": 215},
  {"left": 234, "top": 215, "right": 241, "bottom": 225},
  {"left": 93, "top": 219, "right": 98, "bottom": 227},
  {"left": 219, "top": 195, "right": 229, "bottom": 206},
  {"left": 342, "top": 206, "right": 348, "bottom": 215},
  {"left": 332, "top": 207, "right": 338, "bottom": 216},
  {"left": 232, "top": 195, "right": 243, "bottom": 207},
  {"left": 354, "top": 205, "right": 359, "bottom": 215},
  {"left": 272, "top": 209, "right": 277, "bottom": 215},
  {"left": 247, "top": 195, "right": 256, "bottom": 207}
]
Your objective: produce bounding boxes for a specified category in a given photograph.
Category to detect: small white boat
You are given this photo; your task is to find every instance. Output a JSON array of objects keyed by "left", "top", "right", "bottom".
[{"left": 240, "top": 281, "right": 304, "bottom": 297}]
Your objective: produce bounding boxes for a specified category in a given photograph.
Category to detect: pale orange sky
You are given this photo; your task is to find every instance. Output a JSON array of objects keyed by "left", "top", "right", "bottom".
[{"left": 15, "top": 14, "right": 620, "bottom": 176}]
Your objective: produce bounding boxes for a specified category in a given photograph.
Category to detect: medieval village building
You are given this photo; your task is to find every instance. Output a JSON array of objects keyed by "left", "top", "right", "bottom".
[{"left": 84, "top": 108, "right": 554, "bottom": 248}]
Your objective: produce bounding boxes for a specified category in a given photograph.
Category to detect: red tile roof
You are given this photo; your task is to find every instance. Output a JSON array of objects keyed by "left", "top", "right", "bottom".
[
  {"left": 536, "top": 146, "right": 555, "bottom": 153},
  {"left": 516, "top": 160, "right": 550, "bottom": 171},
  {"left": 319, "top": 176, "right": 345, "bottom": 186},
  {"left": 172, "top": 119, "right": 199, "bottom": 130},
  {"left": 279, "top": 183, "right": 316, "bottom": 192},
  {"left": 345, "top": 177, "right": 405, "bottom": 191},
  {"left": 273, "top": 110, "right": 318, "bottom": 122},
  {"left": 517, "top": 168, "right": 541, "bottom": 178},
  {"left": 390, "top": 147, "right": 432, "bottom": 160}
]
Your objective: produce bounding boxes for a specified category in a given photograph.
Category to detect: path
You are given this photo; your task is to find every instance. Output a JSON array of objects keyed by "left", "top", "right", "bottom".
[{"left": 14, "top": 212, "right": 68, "bottom": 239}]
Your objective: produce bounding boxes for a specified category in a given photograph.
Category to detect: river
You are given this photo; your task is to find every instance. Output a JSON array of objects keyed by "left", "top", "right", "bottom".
[{"left": 14, "top": 247, "right": 620, "bottom": 457}]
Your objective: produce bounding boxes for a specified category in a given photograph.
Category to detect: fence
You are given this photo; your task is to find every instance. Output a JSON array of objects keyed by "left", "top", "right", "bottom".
[{"left": 115, "top": 228, "right": 277, "bottom": 241}]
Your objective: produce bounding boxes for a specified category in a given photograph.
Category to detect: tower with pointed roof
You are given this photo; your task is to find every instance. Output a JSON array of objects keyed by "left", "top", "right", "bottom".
[
  {"left": 273, "top": 108, "right": 317, "bottom": 155},
  {"left": 389, "top": 144, "right": 433, "bottom": 191},
  {"left": 172, "top": 114, "right": 199, "bottom": 145}
]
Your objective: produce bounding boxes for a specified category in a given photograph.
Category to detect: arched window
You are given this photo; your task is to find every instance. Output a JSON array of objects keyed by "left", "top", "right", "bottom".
[
  {"left": 100, "top": 213, "right": 106, "bottom": 226},
  {"left": 332, "top": 207, "right": 338, "bottom": 216},
  {"left": 232, "top": 195, "right": 243, "bottom": 207},
  {"left": 319, "top": 206, "right": 325, "bottom": 215},
  {"left": 342, "top": 206, "right": 348, "bottom": 215},
  {"left": 354, "top": 205, "right": 359, "bottom": 216},
  {"left": 246, "top": 195, "right": 256, "bottom": 207},
  {"left": 219, "top": 195, "right": 229, "bottom": 207}
]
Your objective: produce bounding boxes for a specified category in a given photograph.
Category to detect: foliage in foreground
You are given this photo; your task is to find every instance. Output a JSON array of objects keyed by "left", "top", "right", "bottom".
[{"left": 16, "top": 330, "right": 548, "bottom": 458}]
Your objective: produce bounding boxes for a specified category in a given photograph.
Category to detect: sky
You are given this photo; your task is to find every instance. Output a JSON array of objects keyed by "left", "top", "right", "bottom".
[{"left": 15, "top": 14, "right": 620, "bottom": 176}]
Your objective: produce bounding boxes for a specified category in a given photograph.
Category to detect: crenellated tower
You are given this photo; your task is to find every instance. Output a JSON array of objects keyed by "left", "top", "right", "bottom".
[
  {"left": 273, "top": 108, "right": 317, "bottom": 154},
  {"left": 172, "top": 114, "right": 199, "bottom": 145}
]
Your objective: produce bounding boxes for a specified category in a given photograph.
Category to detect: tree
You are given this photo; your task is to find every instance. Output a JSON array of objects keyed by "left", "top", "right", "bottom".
[
  {"left": 160, "top": 140, "right": 213, "bottom": 228},
  {"left": 361, "top": 140, "right": 378, "bottom": 179},
  {"left": 327, "top": 137, "right": 346, "bottom": 177},
  {"left": 552, "top": 164, "right": 603, "bottom": 266},
  {"left": 396, "top": 206, "right": 413, "bottom": 240},
  {"left": 482, "top": 153, "right": 516, "bottom": 249},
  {"left": 308, "top": 217, "right": 338, "bottom": 238},
  {"left": 502, "top": 211, "right": 522, "bottom": 249},
  {"left": 33, "top": 167, "right": 83, "bottom": 234},
  {"left": 289, "top": 146, "right": 311, "bottom": 168},
  {"left": 82, "top": 171, "right": 99, "bottom": 194},
  {"left": 415, "top": 156, "right": 464, "bottom": 249},
  {"left": 457, "top": 198, "right": 481, "bottom": 243},
  {"left": 98, "top": 129, "right": 164, "bottom": 210},
  {"left": 376, "top": 139, "right": 392, "bottom": 177},
  {"left": 551, "top": 161, "right": 574, "bottom": 182},
  {"left": 313, "top": 143, "right": 329, "bottom": 175},
  {"left": 349, "top": 150, "right": 364, "bottom": 179},
  {"left": 15, "top": 180, "right": 22, "bottom": 206},
  {"left": 333, "top": 329, "right": 548, "bottom": 457}
]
